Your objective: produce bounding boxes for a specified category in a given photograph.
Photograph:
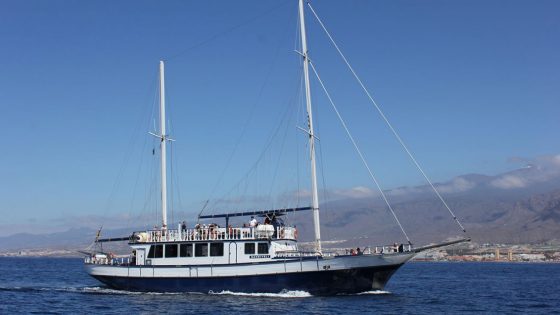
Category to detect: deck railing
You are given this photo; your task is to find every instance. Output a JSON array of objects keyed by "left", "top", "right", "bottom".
[
  {"left": 274, "top": 250, "right": 322, "bottom": 258},
  {"left": 277, "top": 244, "right": 413, "bottom": 258},
  {"left": 338, "top": 244, "right": 413, "bottom": 256},
  {"left": 131, "top": 225, "right": 298, "bottom": 243},
  {"left": 84, "top": 255, "right": 132, "bottom": 266},
  {"left": 370, "top": 244, "right": 412, "bottom": 254}
]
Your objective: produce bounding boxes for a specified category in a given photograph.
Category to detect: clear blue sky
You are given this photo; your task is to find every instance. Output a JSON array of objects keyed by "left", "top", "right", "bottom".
[{"left": 1, "top": 0, "right": 559, "bottom": 236}]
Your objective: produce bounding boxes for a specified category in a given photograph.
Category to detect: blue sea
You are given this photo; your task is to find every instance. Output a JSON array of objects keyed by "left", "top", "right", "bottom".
[{"left": 0, "top": 258, "right": 558, "bottom": 314}]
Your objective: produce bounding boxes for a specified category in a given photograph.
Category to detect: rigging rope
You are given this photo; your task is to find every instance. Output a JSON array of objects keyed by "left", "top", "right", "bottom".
[
  {"left": 207, "top": 57, "right": 304, "bottom": 214},
  {"left": 170, "top": 140, "right": 174, "bottom": 226},
  {"left": 316, "top": 124, "right": 332, "bottom": 242},
  {"left": 202, "top": 13, "right": 292, "bottom": 216},
  {"left": 165, "top": 82, "right": 186, "bottom": 226},
  {"left": 295, "top": 72, "right": 304, "bottom": 208},
  {"left": 266, "top": 104, "right": 293, "bottom": 207},
  {"left": 308, "top": 2, "right": 467, "bottom": 234},
  {"left": 309, "top": 62, "right": 412, "bottom": 244},
  {"left": 211, "top": 89, "right": 298, "bottom": 212},
  {"left": 166, "top": 1, "right": 291, "bottom": 61}
]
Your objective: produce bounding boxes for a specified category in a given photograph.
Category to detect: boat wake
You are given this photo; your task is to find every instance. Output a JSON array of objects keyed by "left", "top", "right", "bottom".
[
  {"left": 80, "top": 286, "right": 189, "bottom": 295},
  {"left": 334, "top": 290, "right": 392, "bottom": 296},
  {"left": 1, "top": 285, "right": 386, "bottom": 297},
  {"left": 356, "top": 290, "right": 392, "bottom": 295},
  {"left": 0, "top": 285, "right": 190, "bottom": 296},
  {"left": 209, "top": 289, "right": 312, "bottom": 298},
  {"left": 83, "top": 287, "right": 311, "bottom": 297}
]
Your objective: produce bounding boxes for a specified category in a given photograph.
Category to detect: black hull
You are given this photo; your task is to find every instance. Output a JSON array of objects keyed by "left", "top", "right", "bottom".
[{"left": 92, "top": 264, "right": 403, "bottom": 296}]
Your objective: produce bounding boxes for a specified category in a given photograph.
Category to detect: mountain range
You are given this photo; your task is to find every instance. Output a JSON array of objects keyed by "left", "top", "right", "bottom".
[
  {"left": 278, "top": 155, "right": 560, "bottom": 247},
  {"left": 1, "top": 155, "right": 559, "bottom": 252}
]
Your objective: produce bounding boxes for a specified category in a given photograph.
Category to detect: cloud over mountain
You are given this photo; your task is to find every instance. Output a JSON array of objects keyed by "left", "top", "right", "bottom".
[
  {"left": 491, "top": 175, "right": 528, "bottom": 189},
  {"left": 490, "top": 154, "right": 560, "bottom": 189},
  {"left": 435, "top": 177, "right": 476, "bottom": 193}
]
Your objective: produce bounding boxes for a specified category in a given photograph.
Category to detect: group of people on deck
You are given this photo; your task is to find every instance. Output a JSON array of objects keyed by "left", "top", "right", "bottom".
[
  {"left": 246, "top": 215, "right": 274, "bottom": 227},
  {"left": 350, "top": 248, "right": 363, "bottom": 256},
  {"left": 148, "top": 214, "right": 296, "bottom": 241},
  {"left": 373, "top": 243, "right": 405, "bottom": 254},
  {"left": 175, "top": 215, "right": 278, "bottom": 230},
  {"left": 346, "top": 243, "right": 405, "bottom": 256},
  {"left": 167, "top": 216, "right": 285, "bottom": 240}
]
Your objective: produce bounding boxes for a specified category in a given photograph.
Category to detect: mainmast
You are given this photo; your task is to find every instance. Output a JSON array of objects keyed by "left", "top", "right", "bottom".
[
  {"left": 159, "top": 60, "right": 168, "bottom": 228},
  {"left": 299, "top": 0, "right": 321, "bottom": 254}
]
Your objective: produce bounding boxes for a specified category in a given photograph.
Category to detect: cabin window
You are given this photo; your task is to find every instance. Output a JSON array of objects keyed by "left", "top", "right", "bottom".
[
  {"left": 258, "top": 243, "right": 269, "bottom": 254},
  {"left": 244, "top": 243, "right": 255, "bottom": 255},
  {"left": 148, "top": 245, "right": 163, "bottom": 258},
  {"left": 165, "top": 244, "right": 178, "bottom": 258},
  {"left": 180, "top": 244, "right": 193, "bottom": 257},
  {"left": 195, "top": 243, "right": 208, "bottom": 257},
  {"left": 210, "top": 243, "right": 224, "bottom": 257}
]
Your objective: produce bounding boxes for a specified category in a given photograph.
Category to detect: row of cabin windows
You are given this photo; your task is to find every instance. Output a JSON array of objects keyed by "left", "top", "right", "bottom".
[
  {"left": 147, "top": 242, "right": 269, "bottom": 258},
  {"left": 245, "top": 243, "right": 269, "bottom": 255},
  {"left": 148, "top": 243, "right": 223, "bottom": 258}
]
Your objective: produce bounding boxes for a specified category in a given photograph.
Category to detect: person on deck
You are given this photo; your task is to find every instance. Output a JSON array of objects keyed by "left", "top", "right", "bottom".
[
  {"left": 250, "top": 216, "right": 258, "bottom": 227},
  {"left": 228, "top": 225, "right": 234, "bottom": 239}
]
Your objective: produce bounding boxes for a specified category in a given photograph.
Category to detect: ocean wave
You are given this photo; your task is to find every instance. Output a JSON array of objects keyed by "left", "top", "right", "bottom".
[
  {"left": 209, "top": 289, "right": 312, "bottom": 298},
  {"left": 0, "top": 286, "right": 84, "bottom": 294},
  {"left": 0, "top": 286, "right": 25, "bottom": 292}
]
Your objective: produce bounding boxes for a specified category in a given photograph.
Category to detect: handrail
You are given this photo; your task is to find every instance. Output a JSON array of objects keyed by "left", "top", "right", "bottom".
[
  {"left": 84, "top": 254, "right": 132, "bottom": 266},
  {"left": 130, "top": 225, "right": 298, "bottom": 243},
  {"left": 275, "top": 250, "right": 321, "bottom": 258}
]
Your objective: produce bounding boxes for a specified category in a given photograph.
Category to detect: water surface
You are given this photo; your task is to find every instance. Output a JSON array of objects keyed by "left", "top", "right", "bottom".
[{"left": 0, "top": 258, "right": 558, "bottom": 314}]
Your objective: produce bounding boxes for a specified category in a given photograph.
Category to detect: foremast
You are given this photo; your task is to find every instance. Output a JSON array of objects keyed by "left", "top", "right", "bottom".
[
  {"left": 298, "top": 0, "right": 321, "bottom": 254},
  {"left": 159, "top": 60, "right": 168, "bottom": 228}
]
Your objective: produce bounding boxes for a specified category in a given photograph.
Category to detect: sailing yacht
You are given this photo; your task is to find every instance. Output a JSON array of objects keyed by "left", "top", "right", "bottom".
[{"left": 84, "top": 0, "right": 468, "bottom": 295}]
